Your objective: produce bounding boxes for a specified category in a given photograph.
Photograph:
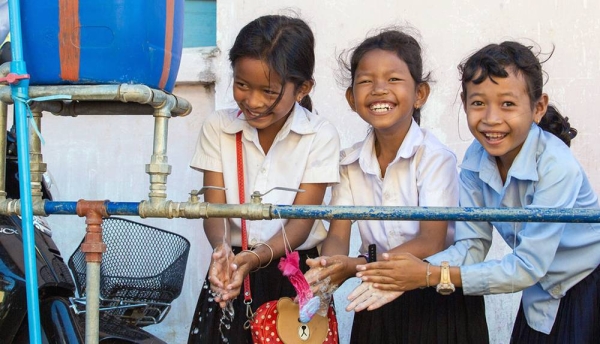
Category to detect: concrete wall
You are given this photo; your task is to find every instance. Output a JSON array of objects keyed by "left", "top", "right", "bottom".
[{"left": 20, "top": 1, "right": 600, "bottom": 343}]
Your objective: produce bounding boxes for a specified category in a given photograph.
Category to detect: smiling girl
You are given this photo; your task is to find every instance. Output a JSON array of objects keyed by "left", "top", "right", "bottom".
[
  {"left": 187, "top": 15, "right": 340, "bottom": 343},
  {"left": 305, "top": 29, "right": 488, "bottom": 344}
]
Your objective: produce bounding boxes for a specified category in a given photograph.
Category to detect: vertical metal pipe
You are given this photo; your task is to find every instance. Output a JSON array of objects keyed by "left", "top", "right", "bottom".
[
  {"left": 146, "top": 97, "right": 174, "bottom": 202},
  {"left": 28, "top": 110, "right": 45, "bottom": 201},
  {"left": 0, "top": 101, "right": 7, "bottom": 200},
  {"left": 85, "top": 262, "right": 101, "bottom": 344},
  {"left": 7, "top": 0, "right": 42, "bottom": 342}
]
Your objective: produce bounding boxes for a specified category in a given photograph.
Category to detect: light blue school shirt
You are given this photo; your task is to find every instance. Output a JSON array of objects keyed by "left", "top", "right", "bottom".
[{"left": 427, "top": 124, "right": 600, "bottom": 334}]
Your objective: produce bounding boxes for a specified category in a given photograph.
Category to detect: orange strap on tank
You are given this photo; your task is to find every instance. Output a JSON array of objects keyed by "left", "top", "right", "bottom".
[
  {"left": 158, "top": 0, "right": 175, "bottom": 89},
  {"left": 58, "top": 0, "right": 80, "bottom": 81}
]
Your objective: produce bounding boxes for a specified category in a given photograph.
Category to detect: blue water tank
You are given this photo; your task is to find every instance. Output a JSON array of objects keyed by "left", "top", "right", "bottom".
[{"left": 19, "top": 0, "right": 184, "bottom": 92}]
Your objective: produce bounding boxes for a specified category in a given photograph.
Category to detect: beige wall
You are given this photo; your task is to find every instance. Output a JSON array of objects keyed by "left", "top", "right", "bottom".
[{"left": 28, "top": 1, "right": 600, "bottom": 343}]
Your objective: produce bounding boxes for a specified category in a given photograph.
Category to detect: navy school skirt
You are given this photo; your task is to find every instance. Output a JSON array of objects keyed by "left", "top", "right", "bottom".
[
  {"left": 350, "top": 286, "right": 489, "bottom": 344},
  {"left": 511, "top": 264, "right": 600, "bottom": 343}
]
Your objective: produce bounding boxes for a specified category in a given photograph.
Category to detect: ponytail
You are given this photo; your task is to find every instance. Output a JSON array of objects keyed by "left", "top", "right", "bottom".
[
  {"left": 299, "top": 95, "right": 313, "bottom": 112},
  {"left": 538, "top": 105, "right": 577, "bottom": 147}
]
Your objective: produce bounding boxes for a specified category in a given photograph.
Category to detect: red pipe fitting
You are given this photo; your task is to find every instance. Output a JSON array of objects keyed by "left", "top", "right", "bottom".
[{"left": 76, "top": 200, "right": 109, "bottom": 263}]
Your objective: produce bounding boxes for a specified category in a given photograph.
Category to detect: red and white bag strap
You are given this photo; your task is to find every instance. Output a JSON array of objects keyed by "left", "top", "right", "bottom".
[{"left": 236, "top": 129, "right": 254, "bottom": 328}]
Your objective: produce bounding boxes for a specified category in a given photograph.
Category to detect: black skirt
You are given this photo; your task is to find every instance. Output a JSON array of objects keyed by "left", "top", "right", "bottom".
[
  {"left": 188, "top": 246, "right": 319, "bottom": 344},
  {"left": 510, "top": 264, "right": 600, "bottom": 343},
  {"left": 350, "top": 287, "right": 489, "bottom": 344}
]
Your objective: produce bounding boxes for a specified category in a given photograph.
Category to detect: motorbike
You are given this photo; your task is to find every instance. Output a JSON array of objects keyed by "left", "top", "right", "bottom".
[{"left": 0, "top": 127, "right": 190, "bottom": 343}]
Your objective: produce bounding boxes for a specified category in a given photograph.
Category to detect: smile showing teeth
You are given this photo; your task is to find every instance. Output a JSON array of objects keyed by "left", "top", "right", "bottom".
[
  {"left": 246, "top": 110, "right": 265, "bottom": 118},
  {"left": 483, "top": 132, "right": 507, "bottom": 141},
  {"left": 369, "top": 102, "right": 395, "bottom": 113}
]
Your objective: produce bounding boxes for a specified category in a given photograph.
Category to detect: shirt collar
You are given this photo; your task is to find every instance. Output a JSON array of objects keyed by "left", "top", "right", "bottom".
[
  {"left": 461, "top": 124, "right": 541, "bottom": 186},
  {"left": 222, "top": 102, "right": 318, "bottom": 138},
  {"left": 341, "top": 119, "right": 424, "bottom": 175}
]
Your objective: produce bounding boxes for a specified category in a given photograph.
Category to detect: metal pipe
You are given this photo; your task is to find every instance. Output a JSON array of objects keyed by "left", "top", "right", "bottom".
[
  {"left": 4, "top": 199, "right": 600, "bottom": 223},
  {"left": 76, "top": 200, "right": 108, "bottom": 344},
  {"left": 84, "top": 263, "right": 101, "bottom": 344},
  {"left": 146, "top": 96, "right": 174, "bottom": 203},
  {"left": 7, "top": 0, "right": 42, "bottom": 341},
  {"left": 0, "top": 84, "right": 192, "bottom": 116},
  {"left": 0, "top": 101, "right": 7, "bottom": 200},
  {"left": 31, "top": 101, "right": 157, "bottom": 117},
  {"left": 28, "top": 109, "right": 45, "bottom": 201}
]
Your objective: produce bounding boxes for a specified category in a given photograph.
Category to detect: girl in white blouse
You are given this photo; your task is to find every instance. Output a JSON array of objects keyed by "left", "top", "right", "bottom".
[
  {"left": 187, "top": 15, "right": 340, "bottom": 344},
  {"left": 305, "top": 29, "right": 488, "bottom": 344}
]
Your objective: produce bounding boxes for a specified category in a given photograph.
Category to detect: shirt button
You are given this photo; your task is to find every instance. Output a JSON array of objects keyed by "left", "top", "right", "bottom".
[
  {"left": 250, "top": 238, "right": 257, "bottom": 246},
  {"left": 261, "top": 168, "right": 266, "bottom": 174},
  {"left": 550, "top": 285, "right": 561, "bottom": 296}
]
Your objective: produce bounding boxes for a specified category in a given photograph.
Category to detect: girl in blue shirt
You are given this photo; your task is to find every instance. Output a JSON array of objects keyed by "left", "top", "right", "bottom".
[{"left": 354, "top": 41, "right": 600, "bottom": 343}]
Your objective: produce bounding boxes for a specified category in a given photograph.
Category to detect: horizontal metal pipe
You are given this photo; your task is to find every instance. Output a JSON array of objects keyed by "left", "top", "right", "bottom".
[
  {"left": 0, "top": 84, "right": 192, "bottom": 117},
  {"left": 271, "top": 205, "right": 600, "bottom": 223},
  {"left": 3, "top": 200, "right": 600, "bottom": 223}
]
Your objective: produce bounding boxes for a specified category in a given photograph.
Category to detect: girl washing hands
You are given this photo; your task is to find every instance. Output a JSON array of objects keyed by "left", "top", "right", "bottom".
[
  {"left": 188, "top": 14, "right": 340, "bottom": 343},
  {"left": 305, "top": 28, "right": 488, "bottom": 344}
]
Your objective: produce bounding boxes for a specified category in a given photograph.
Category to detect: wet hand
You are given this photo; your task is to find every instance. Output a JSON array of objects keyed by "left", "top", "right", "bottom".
[
  {"left": 356, "top": 252, "right": 427, "bottom": 292},
  {"left": 346, "top": 281, "right": 403, "bottom": 312},
  {"left": 208, "top": 244, "right": 235, "bottom": 308},
  {"left": 305, "top": 255, "right": 349, "bottom": 293},
  {"left": 219, "top": 251, "right": 256, "bottom": 302}
]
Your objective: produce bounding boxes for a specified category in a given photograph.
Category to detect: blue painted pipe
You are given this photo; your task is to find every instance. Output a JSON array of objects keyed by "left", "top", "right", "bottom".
[
  {"left": 44, "top": 201, "right": 140, "bottom": 216},
  {"left": 272, "top": 205, "right": 600, "bottom": 223},
  {"left": 7, "top": 0, "right": 42, "bottom": 342},
  {"left": 41, "top": 201, "right": 600, "bottom": 223}
]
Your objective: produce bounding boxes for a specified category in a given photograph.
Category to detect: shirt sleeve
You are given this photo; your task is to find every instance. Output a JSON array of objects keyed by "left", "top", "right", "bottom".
[
  {"left": 190, "top": 111, "right": 223, "bottom": 173},
  {"left": 301, "top": 122, "right": 341, "bottom": 184},
  {"left": 416, "top": 147, "right": 459, "bottom": 207},
  {"left": 330, "top": 164, "right": 353, "bottom": 206},
  {"left": 427, "top": 168, "right": 493, "bottom": 267},
  {"left": 432, "top": 161, "right": 584, "bottom": 295},
  {"left": 464, "top": 162, "right": 583, "bottom": 294}
]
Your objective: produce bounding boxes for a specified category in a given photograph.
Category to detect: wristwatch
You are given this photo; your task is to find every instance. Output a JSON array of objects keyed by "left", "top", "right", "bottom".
[{"left": 436, "top": 261, "right": 455, "bottom": 295}]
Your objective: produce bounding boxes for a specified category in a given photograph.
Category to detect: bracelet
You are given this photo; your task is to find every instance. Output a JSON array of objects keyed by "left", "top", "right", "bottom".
[
  {"left": 425, "top": 263, "right": 432, "bottom": 288},
  {"left": 358, "top": 254, "right": 369, "bottom": 263},
  {"left": 241, "top": 250, "right": 262, "bottom": 271},
  {"left": 251, "top": 242, "right": 274, "bottom": 268}
]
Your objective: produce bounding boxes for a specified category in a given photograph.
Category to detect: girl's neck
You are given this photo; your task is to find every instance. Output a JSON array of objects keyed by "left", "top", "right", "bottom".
[
  {"left": 374, "top": 127, "right": 408, "bottom": 177},
  {"left": 257, "top": 113, "right": 290, "bottom": 154}
]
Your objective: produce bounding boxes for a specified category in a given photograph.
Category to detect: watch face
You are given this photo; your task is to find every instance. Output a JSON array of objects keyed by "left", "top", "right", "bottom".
[
  {"left": 436, "top": 284, "right": 455, "bottom": 295},
  {"left": 438, "top": 287, "right": 453, "bottom": 296}
]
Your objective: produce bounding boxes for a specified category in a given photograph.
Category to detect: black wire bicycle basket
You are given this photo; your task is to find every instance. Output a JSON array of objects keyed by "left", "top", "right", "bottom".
[{"left": 68, "top": 217, "right": 190, "bottom": 326}]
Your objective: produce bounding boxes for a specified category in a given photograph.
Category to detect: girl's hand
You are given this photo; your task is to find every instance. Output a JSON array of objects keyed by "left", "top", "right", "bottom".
[
  {"left": 346, "top": 281, "right": 403, "bottom": 312},
  {"left": 356, "top": 252, "right": 427, "bottom": 291},
  {"left": 208, "top": 244, "right": 235, "bottom": 308},
  {"left": 305, "top": 255, "right": 352, "bottom": 293},
  {"left": 219, "top": 251, "right": 257, "bottom": 303}
]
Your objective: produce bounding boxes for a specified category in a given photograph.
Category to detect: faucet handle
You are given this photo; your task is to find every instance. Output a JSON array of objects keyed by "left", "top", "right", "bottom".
[
  {"left": 250, "top": 187, "right": 305, "bottom": 202},
  {"left": 189, "top": 186, "right": 227, "bottom": 202}
]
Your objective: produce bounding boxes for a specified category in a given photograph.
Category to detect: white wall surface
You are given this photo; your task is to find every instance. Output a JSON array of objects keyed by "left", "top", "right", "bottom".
[
  {"left": 209, "top": 2, "right": 600, "bottom": 343},
  {"left": 14, "top": 1, "right": 600, "bottom": 344}
]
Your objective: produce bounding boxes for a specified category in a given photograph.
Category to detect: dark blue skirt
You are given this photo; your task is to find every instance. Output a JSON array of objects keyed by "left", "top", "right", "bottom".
[
  {"left": 350, "top": 287, "right": 488, "bottom": 344},
  {"left": 511, "top": 264, "right": 600, "bottom": 343}
]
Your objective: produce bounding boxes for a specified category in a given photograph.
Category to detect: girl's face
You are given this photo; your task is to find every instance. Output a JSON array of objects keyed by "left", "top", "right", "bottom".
[
  {"left": 346, "top": 49, "right": 428, "bottom": 135},
  {"left": 463, "top": 68, "right": 548, "bottom": 172},
  {"left": 233, "top": 57, "right": 312, "bottom": 131}
]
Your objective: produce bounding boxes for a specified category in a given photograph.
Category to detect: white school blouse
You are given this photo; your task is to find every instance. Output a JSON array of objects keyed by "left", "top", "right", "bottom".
[
  {"left": 190, "top": 103, "right": 340, "bottom": 250},
  {"left": 330, "top": 120, "right": 459, "bottom": 254}
]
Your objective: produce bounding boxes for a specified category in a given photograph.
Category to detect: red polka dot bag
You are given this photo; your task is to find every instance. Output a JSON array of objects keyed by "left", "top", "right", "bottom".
[{"left": 250, "top": 296, "right": 338, "bottom": 344}]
